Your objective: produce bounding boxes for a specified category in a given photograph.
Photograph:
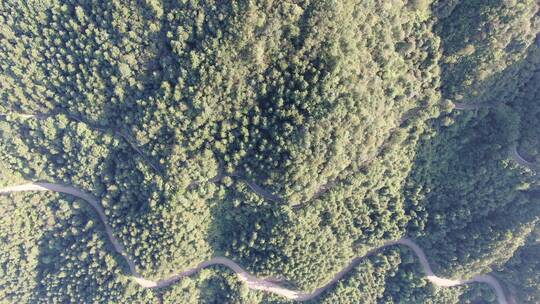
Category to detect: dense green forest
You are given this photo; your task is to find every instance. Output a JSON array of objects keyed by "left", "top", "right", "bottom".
[{"left": 1, "top": 0, "right": 539, "bottom": 303}]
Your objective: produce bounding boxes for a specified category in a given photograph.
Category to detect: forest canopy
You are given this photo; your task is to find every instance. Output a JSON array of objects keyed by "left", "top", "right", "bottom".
[{"left": 1, "top": 0, "right": 539, "bottom": 303}]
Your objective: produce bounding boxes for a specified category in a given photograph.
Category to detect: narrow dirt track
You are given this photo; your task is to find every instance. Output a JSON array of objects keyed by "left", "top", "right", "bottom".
[
  {"left": 453, "top": 102, "right": 486, "bottom": 110},
  {"left": 0, "top": 112, "right": 162, "bottom": 174},
  {"left": 0, "top": 182, "right": 509, "bottom": 303}
]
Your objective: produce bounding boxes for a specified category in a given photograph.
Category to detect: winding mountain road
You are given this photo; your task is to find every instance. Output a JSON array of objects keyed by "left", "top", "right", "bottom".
[
  {"left": 0, "top": 182, "right": 509, "bottom": 303},
  {"left": 1, "top": 107, "right": 531, "bottom": 302},
  {"left": 511, "top": 146, "right": 536, "bottom": 169}
]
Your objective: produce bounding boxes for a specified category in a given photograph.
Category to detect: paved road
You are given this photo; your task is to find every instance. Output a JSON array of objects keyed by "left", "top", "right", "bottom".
[{"left": 0, "top": 182, "right": 508, "bottom": 303}]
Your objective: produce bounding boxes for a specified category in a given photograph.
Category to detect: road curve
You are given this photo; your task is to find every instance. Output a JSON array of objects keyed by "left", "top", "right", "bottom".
[
  {"left": 511, "top": 146, "right": 536, "bottom": 169},
  {"left": 0, "top": 182, "right": 508, "bottom": 303},
  {"left": 0, "top": 183, "right": 140, "bottom": 277}
]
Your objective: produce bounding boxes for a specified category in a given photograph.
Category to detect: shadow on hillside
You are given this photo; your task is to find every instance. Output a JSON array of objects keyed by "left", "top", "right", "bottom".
[
  {"left": 402, "top": 48, "right": 540, "bottom": 281},
  {"left": 31, "top": 195, "right": 136, "bottom": 302},
  {"left": 403, "top": 0, "right": 540, "bottom": 280},
  {"left": 0, "top": 115, "right": 179, "bottom": 277},
  {"left": 207, "top": 178, "right": 292, "bottom": 282}
]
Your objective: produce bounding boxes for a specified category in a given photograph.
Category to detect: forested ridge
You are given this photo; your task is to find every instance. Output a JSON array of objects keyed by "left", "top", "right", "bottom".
[{"left": 1, "top": 0, "right": 539, "bottom": 303}]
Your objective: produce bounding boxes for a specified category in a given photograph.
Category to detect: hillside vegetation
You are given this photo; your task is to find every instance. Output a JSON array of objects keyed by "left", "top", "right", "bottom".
[{"left": 1, "top": 0, "right": 539, "bottom": 303}]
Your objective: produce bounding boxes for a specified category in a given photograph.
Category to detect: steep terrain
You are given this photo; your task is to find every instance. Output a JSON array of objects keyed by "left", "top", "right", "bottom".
[{"left": 1, "top": 0, "right": 539, "bottom": 303}]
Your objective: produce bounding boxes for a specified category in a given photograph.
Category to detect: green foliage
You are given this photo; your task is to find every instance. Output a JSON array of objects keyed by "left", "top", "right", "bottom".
[
  {"left": 436, "top": 0, "right": 539, "bottom": 104},
  {"left": 1, "top": 0, "right": 539, "bottom": 302},
  {"left": 405, "top": 108, "right": 539, "bottom": 277},
  {"left": 0, "top": 192, "right": 156, "bottom": 303},
  {"left": 496, "top": 226, "right": 540, "bottom": 303},
  {"left": 162, "top": 266, "right": 262, "bottom": 304}
]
